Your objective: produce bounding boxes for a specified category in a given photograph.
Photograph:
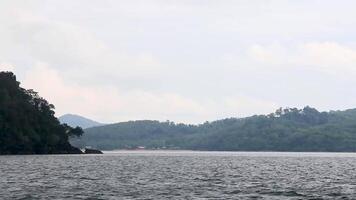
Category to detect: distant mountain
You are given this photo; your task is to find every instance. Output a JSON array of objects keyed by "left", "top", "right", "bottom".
[
  {"left": 59, "top": 114, "right": 103, "bottom": 129},
  {"left": 71, "top": 107, "right": 356, "bottom": 152}
]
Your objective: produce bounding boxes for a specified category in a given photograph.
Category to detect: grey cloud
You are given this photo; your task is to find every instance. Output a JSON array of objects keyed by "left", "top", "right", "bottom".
[{"left": 1, "top": 0, "right": 356, "bottom": 123}]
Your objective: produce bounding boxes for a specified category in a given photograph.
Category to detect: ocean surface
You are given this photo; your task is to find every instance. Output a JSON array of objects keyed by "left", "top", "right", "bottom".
[{"left": 1, "top": 151, "right": 356, "bottom": 199}]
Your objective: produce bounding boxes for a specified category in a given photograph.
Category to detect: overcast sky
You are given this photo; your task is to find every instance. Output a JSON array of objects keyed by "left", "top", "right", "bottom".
[{"left": 1, "top": 0, "right": 356, "bottom": 124}]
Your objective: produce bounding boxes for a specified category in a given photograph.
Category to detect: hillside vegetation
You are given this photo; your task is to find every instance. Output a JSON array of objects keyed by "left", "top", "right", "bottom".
[
  {"left": 0, "top": 72, "right": 83, "bottom": 154},
  {"left": 73, "top": 107, "right": 356, "bottom": 152}
]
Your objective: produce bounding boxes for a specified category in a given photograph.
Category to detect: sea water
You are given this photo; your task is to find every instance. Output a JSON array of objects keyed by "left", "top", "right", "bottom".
[{"left": 1, "top": 151, "right": 356, "bottom": 199}]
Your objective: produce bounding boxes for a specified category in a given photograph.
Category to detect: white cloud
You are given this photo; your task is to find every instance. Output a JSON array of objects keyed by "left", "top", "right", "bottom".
[
  {"left": 247, "top": 44, "right": 287, "bottom": 65},
  {"left": 2, "top": 1, "right": 356, "bottom": 123},
  {"left": 0, "top": 62, "right": 15, "bottom": 72},
  {"left": 242, "top": 42, "right": 356, "bottom": 76},
  {"left": 301, "top": 42, "right": 356, "bottom": 73},
  {"left": 0, "top": 3, "right": 163, "bottom": 83},
  {"left": 21, "top": 64, "right": 278, "bottom": 123},
  {"left": 20, "top": 64, "right": 205, "bottom": 123},
  {"left": 223, "top": 96, "right": 278, "bottom": 117}
]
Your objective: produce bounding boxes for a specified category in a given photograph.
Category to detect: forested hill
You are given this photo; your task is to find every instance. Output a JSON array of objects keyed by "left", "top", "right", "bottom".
[
  {"left": 72, "top": 107, "right": 356, "bottom": 152},
  {"left": 0, "top": 72, "right": 83, "bottom": 154}
]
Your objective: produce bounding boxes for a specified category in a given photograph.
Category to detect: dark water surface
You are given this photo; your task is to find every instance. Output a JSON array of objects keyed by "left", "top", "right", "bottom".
[{"left": 1, "top": 151, "right": 356, "bottom": 199}]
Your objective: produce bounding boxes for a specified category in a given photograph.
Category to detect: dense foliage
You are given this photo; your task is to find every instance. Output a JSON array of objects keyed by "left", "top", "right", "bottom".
[
  {"left": 0, "top": 72, "right": 83, "bottom": 154},
  {"left": 74, "top": 107, "right": 356, "bottom": 152}
]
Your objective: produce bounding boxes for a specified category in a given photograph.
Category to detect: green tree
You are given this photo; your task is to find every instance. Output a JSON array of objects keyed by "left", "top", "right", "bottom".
[{"left": 0, "top": 71, "right": 83, "bottom": 154}]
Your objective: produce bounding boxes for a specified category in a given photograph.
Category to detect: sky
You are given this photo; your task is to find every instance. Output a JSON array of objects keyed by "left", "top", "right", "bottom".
[{"left": 1, "top": 0, "right": 356, "bottom": 124}]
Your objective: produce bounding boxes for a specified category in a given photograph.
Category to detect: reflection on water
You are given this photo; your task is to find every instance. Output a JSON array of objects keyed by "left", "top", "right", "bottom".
[{"left": 1, "top": 151, "right": 356, "bottom": 199}]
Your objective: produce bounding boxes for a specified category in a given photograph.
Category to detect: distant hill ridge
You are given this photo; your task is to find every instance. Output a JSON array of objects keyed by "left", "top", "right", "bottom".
[
  {"left": 70, "top": 107, "right": 356, "bottom": 152},
  {"left": 59, "top": 114, "right": 104, "bottom": 129}
]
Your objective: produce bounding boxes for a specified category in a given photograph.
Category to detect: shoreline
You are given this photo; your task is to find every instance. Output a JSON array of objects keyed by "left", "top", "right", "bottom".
[
  {"left": 3, "top": 150, "right": 356, "bottom": 156},
  {"left": 101, "top": 150, "right": 356, "bottom": 157}
]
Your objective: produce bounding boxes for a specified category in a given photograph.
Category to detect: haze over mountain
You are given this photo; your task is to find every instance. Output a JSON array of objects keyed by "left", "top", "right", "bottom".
[{"left": 59, "top": 114, "right": 103, "bottom": 129}]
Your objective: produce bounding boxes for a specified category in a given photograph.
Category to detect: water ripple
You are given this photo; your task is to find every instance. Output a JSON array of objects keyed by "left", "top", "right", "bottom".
[{"left": 1, "top": 151, "right": 356, "bottom": 199}]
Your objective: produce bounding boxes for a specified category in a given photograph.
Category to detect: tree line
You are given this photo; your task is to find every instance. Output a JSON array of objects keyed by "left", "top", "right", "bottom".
[{"left": 74, "top": 106, "right": 356, "bottom": 152}]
